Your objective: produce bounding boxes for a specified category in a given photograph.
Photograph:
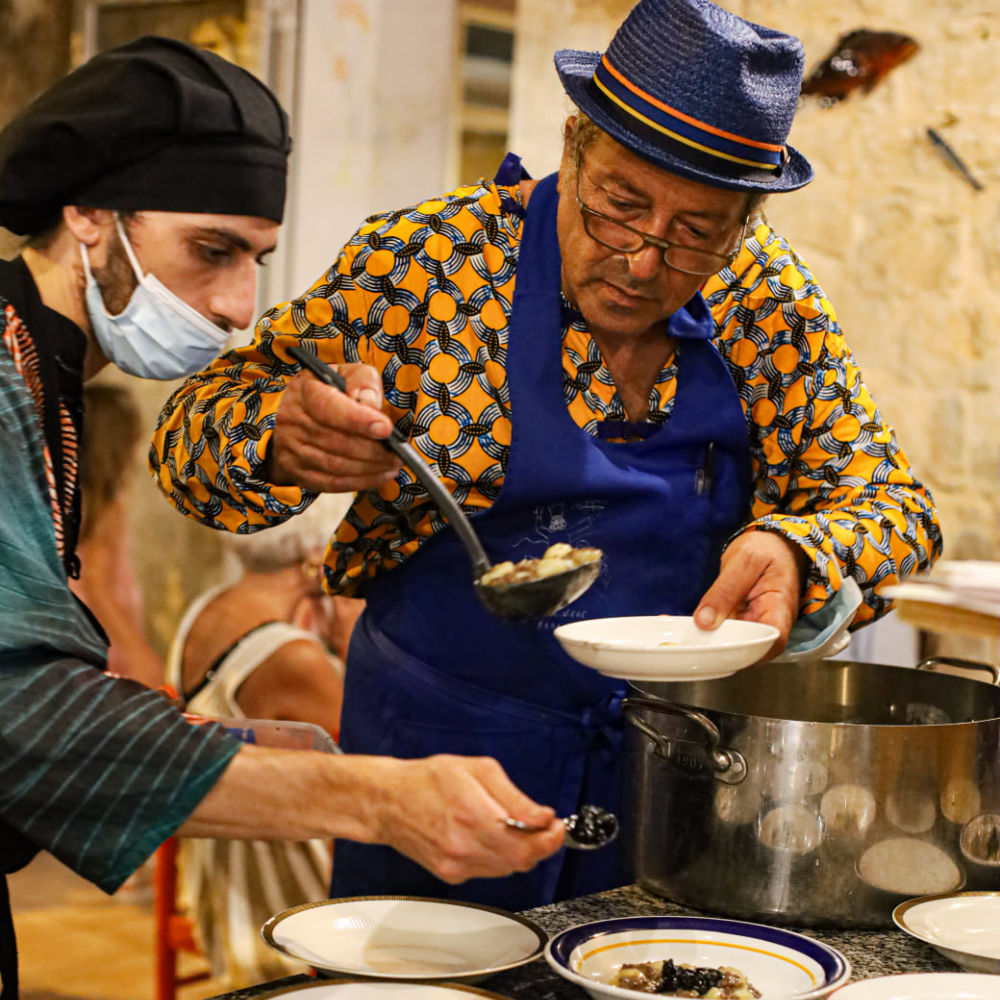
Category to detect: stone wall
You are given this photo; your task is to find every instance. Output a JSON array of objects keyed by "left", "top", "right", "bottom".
[
  {"left": 0, "top": 0, "right": 73, "bottom": 129},
  {"left": 510, "top": 0, "right": 1000, "bottom": 662}
]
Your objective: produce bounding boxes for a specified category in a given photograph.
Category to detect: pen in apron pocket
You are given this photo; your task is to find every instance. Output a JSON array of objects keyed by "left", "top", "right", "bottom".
[{"left": 695, "top": 441, "right": 716, "bottom": 496}]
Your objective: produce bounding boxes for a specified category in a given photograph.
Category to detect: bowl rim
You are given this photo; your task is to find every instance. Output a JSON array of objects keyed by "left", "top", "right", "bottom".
[
  {"left": 253, "top": 980, "right": 511, "bottom": 999},
  {"left": 544, "top": 914, "right": 851, "bottom": 1000},
  {"left": 830, "top": 971, "right": 1000, "bottom": 997},
  {"left": 261, "top": 894, "right": 548, "bottom": 981},
  {"left": 892, "top": 890, "right": 1000, "bottom": 962},
  {"left": 553, "top": 616, "right": 780, "bottom": 653}
]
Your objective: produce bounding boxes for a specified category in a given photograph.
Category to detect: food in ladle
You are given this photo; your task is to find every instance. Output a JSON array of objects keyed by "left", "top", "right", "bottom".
[
  {"left": 564, "top": 804, "right": 618, "bottom": 847},
  {"left": 612, "top": 958, "right": 760, "bottom": 997},
  {"left": 479, "top": 543, "right": 601, "bottom": 586}
]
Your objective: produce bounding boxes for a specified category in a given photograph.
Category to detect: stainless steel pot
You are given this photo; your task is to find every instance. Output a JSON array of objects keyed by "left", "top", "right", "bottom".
[{"left": 622, "top": 659, "right": 1000, "bottom": 928}]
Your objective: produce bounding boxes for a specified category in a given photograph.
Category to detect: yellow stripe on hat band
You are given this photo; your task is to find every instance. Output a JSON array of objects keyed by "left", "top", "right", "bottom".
[
  {"left": 600, "top": 54, "right": 784, "bottom": 154},
  {"left": 593, "top": 75, "right": 780, "bottom": 172}
]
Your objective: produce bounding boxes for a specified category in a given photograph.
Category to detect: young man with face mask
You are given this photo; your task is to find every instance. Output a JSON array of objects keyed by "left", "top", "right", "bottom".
[{"left": 0, "top": 37, "right": 562, "bottom": 999}]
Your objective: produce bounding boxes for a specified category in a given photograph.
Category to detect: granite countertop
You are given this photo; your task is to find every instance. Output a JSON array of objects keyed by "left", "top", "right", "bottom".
[{"left": 209, "top": 884, "right": 958, "bottom": 999}]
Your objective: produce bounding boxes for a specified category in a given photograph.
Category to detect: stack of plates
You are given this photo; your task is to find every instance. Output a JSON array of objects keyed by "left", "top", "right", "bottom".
[{"left": 884, "top": 561, "right": 1000, "bottom": 641}]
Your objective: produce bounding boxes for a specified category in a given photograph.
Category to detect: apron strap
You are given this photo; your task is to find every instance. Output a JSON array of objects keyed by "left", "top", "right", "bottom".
[{"left": 0, "top": 875, "right": 17, "bottom": 1000}]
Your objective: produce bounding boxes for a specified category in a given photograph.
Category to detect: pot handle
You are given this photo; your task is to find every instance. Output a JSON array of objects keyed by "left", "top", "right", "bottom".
[
  {"left": 916, "top": 656, "right": 999, "bottom": 685},
  {"left": 621, "top": 697, "right": 747, "bottom": 785}
]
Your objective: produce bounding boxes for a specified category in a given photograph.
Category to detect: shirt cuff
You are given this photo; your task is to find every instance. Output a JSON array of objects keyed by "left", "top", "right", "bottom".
[
  {"left": 224, "top": 385, "right": 315, "bottom": 520},
  {"left": 734, "top": 516, "right": 846, "bottom": 618}
]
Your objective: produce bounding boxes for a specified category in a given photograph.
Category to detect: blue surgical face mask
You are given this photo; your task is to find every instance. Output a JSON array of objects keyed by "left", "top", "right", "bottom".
[{"left": 79, "top": 214, "right": 231, "bottom": 380}]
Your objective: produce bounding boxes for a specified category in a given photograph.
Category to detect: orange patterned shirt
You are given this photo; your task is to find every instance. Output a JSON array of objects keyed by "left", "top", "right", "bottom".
[{"left": 150, "top": 177, "right": 941, "bottom": 626}]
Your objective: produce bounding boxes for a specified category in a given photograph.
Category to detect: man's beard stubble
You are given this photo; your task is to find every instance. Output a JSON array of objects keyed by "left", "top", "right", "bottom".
[{"left": 91, "top": 222, "right": 138, "bottom": 316}]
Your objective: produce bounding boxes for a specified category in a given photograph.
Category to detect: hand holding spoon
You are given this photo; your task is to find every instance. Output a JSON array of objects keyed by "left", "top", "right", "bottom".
[{"left": 287, "top": 344, "right": 601, "bottom": 620}]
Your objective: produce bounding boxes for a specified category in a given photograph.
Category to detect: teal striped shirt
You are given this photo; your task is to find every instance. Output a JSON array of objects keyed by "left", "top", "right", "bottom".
[{"left": 0, "top": 289, "right": 240, "bottom": 892}]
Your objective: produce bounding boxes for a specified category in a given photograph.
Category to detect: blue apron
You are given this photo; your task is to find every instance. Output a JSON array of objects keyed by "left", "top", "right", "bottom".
[{"left": 334, "top": 171, "right": 752, "bottom": 909}]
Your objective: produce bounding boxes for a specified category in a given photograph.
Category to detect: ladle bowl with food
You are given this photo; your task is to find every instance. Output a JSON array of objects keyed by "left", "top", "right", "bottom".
[
  {"left": 476, "top": 543, "right": 603, "bottom": 620},
  {"left": 288, "top": 345, "right": 603, "bottom": 620}
]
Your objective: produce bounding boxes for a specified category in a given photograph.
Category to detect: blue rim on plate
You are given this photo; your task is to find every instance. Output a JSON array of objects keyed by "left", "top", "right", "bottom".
[{"left": 546, "top": 915, "right": 851, "bottom": 999}]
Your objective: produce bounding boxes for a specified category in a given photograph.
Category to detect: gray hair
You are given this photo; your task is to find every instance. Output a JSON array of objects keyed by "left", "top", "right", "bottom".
[
  {"left": 223, "top": 493, "right": 353, "bottom": 574},
  {"left": 565, "top": 111, "right": 768, "bottom": 222}
]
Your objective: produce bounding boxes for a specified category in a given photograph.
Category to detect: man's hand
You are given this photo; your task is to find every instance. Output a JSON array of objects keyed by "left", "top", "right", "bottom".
[
  {"left": 182, "top": 747, "right": 564, "bottom": 885},
  {"left": 693, "top": 530, "right": 810, "bottom": 659},
  {"left": 368, "top": 755, "right": 565, "bottom": 884},
  {"left": 267, "top": 365, "right": 402, "bottom": 492}
]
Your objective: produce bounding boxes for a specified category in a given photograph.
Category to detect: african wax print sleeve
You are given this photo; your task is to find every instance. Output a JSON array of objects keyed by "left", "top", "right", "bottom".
[
  {"left": 147, "top": 240, "right": 375, "bottom": 532},
  {"left": 704, "top": 224, "right": 942, "bottom": 626},
  {"left": 0, "top": 315, "right": 240, "bottom": 894}
]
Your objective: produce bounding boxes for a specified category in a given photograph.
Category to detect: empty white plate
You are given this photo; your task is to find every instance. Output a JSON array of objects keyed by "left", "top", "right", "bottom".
[
  {"left": 255, "top": 982, "right": 508, "bottom": 999},
  {"left": 831, "top": 973, "right": 1000, "bottom": 998},
  {"left": 554, "top": 615, "right": 779, "bottom": 681},
  {"left": 893, "top": 891, "right": 1000, "bottom": 974},
  {"left": 260, "top": 896, "right": 547, "bottom": 982}
]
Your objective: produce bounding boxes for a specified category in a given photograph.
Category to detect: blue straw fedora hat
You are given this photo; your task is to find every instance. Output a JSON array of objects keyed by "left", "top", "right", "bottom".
[{"left": 555, "top": 0, "right": 813, "bottom": 192}]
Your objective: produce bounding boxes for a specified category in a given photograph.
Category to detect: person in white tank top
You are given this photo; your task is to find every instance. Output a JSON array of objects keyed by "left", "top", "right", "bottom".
[{"left": 166, "top": 494, "right": 362, "bottom": 988}]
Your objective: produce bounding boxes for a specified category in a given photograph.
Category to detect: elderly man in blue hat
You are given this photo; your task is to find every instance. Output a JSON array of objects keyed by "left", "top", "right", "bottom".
[
  {"left": 0, "top": 37, "right": 567, "bottom": 998},
  {"left": 151, "top": 0, "right": 941, "bottom": 909}
]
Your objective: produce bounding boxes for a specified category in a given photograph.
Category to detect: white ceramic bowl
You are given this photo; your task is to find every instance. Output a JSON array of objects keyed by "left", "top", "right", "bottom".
[
  {"left": 831, "top": 973, "right": 1000, "bottom": 998},
  {"left": 260, "top": 896, "right": 546, "bottom": 982},
  {"left": 256, "top": 983, "right": 509, "bottom": 1000},
  {"left": 893, "top": 891, "right": 1000, "bottom": 975},
  {"left": 545, "top": 915, "right": 851, "bottom": 1000},
  {"left": 553, "top": 615, "right": 780, "bottom": 681}
]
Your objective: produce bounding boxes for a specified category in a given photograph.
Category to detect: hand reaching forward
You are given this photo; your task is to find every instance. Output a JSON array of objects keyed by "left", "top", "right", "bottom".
[
  {"left": 182, "top": 748, "right": 565, "bottom": 885},
  {"left": 266, "top": 363, "right": 403, "bottom": 493},
  {"left": 693, "top": 530, "right": 810, "bottom": 659},
  {"left": 366, "top": 754, "right": 565, "bottom": 884}
]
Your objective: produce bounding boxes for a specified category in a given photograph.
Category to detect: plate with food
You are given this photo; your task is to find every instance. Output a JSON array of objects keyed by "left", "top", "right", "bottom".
[
  {"left": 553, "top": 616, "right": 779, "bottom": 681},
  {"left": 830, "top": 973, "right": 1000, "bottom": 998},
  {"left": 545, "top": 915, "right": 850, "bottom": 999},
  {"left": 261, "top": 896, "right": 546, "bottom": 983},
  {"left": 892, "top": 891, "right": 1000, "bottom": 974}
]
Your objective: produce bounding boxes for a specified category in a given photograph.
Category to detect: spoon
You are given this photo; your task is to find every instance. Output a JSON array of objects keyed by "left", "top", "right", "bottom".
[
  {"left": 503, "top": 804, "right": 620, "bottom": 850},
  {"left": 288, "top": 344, "right": 602, "bottom": 620}
]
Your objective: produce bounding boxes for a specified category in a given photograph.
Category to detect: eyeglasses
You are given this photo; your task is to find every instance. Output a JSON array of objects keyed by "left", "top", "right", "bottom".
[{"left": 575, "top": 163, "right": 748, "bottom": 277}]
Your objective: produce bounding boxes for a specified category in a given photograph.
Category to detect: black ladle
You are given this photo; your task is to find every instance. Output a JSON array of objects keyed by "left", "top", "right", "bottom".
[{"left": 288, "top": 345, "right": 601, "bottom": 620}]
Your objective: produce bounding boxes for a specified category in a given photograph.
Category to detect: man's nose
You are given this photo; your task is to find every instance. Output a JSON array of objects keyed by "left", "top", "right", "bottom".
[
  {"left": 209, "top": 259, "right": 258, "bottom": 333},
  {"left": 624, "top": 242, "right": 662, "bottom": 281}
]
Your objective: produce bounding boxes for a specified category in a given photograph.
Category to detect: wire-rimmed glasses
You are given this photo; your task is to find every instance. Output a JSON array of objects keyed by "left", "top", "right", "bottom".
[{"left": 575, "top": 164, "right": 748, "bottom": 277}]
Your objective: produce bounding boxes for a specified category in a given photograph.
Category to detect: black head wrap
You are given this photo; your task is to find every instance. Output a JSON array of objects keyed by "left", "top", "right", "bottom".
[{"left": 0, "top": 36, "right": 291, "bottom": 235}]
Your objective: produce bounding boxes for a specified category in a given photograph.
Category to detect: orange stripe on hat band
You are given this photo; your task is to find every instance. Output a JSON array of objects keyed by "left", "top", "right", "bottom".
[
  {"left": 600, "top": 54, "right": 785, "bottom": 155},
  {"left": 592, "top": 75, "right": 781, "bottom": 171}
]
